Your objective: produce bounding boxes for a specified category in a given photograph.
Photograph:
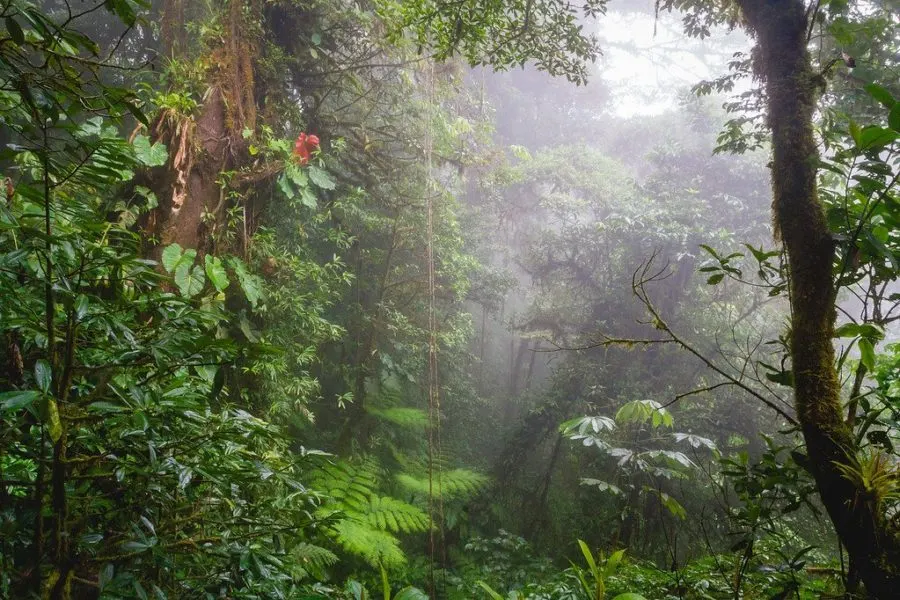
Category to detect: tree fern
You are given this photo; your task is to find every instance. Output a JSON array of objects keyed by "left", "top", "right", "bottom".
[
  {"left": 366, "top": 406, "right": 428, "bottom": 430},
  {"left": 396, "top": 468, "right": 489, "bottom": 500},
  {"left": 311, "top": 459, "right": 431, "bottom": 568},
  {"left": 289, "top": 542, "right": 338, "bottom": 580},
  {"left": 361, "top": 496, "right": 430, "bottom": 533},
  {"left": 332, "top": 519, "right": 408, "bottom": 568},
  {"left": 311, "top": 459, "right": 380, "bottom": 508}
]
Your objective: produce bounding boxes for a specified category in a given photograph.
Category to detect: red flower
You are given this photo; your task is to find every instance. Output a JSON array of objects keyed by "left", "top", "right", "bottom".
[{"left": 293, "top": 133, "right": 320, "bottom": 165}]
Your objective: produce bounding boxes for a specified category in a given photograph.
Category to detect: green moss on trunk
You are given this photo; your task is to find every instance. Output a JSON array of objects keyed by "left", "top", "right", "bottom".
[{"left": 736, "top": 0, "right": 900, "bottom": 595}]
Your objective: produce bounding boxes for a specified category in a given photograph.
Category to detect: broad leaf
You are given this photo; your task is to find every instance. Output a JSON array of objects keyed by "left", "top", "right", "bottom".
[
  {"left": 204, "top": 255, "right": 229, "bottom": 292},
  {"left": 0, "top": 390, "right": 39, "bottom": 412},
  {"left": 34, "top": 359, "right": 51, "bottom": 394},
  {"left": 308, "top": 166, "right": 336, "bottom": 190},
  {"left": 161, "top": 243, "right": 183, "bottom": 273}
]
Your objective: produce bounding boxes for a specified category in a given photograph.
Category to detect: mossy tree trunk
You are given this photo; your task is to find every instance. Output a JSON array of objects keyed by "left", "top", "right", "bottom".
[
  {"left": 149, "top": 0, "right": 258, "bottom": 254},
  {"left": 735, "top": 0, "right": 900, "bottom": 595}
]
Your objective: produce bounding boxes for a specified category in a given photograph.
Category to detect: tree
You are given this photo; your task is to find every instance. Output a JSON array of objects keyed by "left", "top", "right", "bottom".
[{"left": 733, "top": 1, "right": 900, "bottom": 594}]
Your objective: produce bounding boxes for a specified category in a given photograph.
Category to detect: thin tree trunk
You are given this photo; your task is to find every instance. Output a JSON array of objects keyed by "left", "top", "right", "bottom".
[{"left": 736, "top": 1, "right": 900, "bottom": 594}]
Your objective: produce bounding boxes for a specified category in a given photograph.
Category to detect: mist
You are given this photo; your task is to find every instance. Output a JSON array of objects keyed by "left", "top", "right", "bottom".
[{"left": 1, "top": 0, "right": 898, "bottom": 598}]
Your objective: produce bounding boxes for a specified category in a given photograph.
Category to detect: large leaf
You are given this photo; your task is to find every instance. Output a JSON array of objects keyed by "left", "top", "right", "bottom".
[
  {"left": 204, "top": 255, "right": 229, "bottom": 292},
  {"left": 866, "top": 83, "right": 896, "bottom": 109},
  {"left": 891, "top": 104, "right": 900, "bottom": 133},
  {"left": 133, "top": 135, "right": 168, "bottom": 167},
  {"left": 173, "top": 249, "right": 200, "bottom": 296},
  {"left": 308, "top": 166, "right": 336, "bottom": 190},
  {"left": 0, "top": 390, "right": 39, "bottom": 412},
  {"left": 476, "top": 581, "right": 505, "bottom": 600},
  {"left": 859, "top": 338, "right": 876, "bottom": 371},
  {"left": 230, "top": 258, "right": 263, "bottom": 307},
  {"left": 34, "top": 359, "right": 51, "bottom": 394},
  {"left": 392, "top": 587, "right": 428, "bottom": 600},
  {"left": 161, "top": 243, "right": 184, "bottom": 273}
]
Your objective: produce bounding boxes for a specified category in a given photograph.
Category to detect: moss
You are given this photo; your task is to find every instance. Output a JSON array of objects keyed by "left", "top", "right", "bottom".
[{"left": 737, "top": 0, "right": 900, "bottom": 593}]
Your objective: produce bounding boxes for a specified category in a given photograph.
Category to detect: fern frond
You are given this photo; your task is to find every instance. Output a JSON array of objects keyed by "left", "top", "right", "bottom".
[
  {"left": 367, "top": 406, "right": 428, "bottom": 430},
  {"left": 289, "top": 542, "right": 339, "bottom": 580},
  {"left": 366, "top": 496, "right": 430, "bottom": 533},
  {"left": 396, "top": 468, "right": 489, "bottom": 500},
  {"left": 332, "top": 519, "right": 407, "bottom": 568},
  {"left": 311, "top": 459, "right": 380, "bottom": 509},
  {"left": 292, "top": 542, "right": 339, "bottom": 569}
]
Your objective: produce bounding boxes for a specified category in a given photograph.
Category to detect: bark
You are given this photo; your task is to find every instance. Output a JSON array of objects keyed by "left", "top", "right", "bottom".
[
  {"left": 148, "top": 0, "right": 257, "bottom": 254},
  {"left": 736, "top": 1, "right": 900, "bottom": 595}
]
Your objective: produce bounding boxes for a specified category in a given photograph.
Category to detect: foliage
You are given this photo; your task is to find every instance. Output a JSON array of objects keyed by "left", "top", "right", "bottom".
[
  {"left": 2, "top": 0, "right": 900, "bottom": 596},
  {"left": 376, "top": 0, "right": 608, "bottom": 84},
  {"left": 311, "top": 459, "right": 430, "bottom": 568}
]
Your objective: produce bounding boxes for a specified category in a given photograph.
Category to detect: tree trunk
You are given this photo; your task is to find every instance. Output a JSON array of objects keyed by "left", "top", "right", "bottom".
[
  {"left": 147, "top": 0, "right": 257, "bottom": 254},
  {"left": 736, "top": 1, "right": 900, "bottom": 595}
]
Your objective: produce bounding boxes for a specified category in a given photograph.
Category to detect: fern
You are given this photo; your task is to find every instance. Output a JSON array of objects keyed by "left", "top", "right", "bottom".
[
  {"left": 311, "top": 459, "right": 432, "bottom": 568},
  {"left": 311, "top": 459, "right": 380, "bottom": 508},
  {"left": 366, "top": 406, "right": 428, "bottom": 430},
  {"left": 363, "top": 496, "right": 430, "bottom": 533},
  {"left": 396, "top": 468, "right": 489, "bottom": 500},
  {"left": 289, "top": 542, "right": 338, "bottom": 580},
  {"left": 332, "top": 519, "right": 407, "bottom": 568}
]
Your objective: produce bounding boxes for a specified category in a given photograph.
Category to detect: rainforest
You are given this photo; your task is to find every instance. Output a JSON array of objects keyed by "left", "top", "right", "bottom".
[{"left": 1, "top": 0, "right": 899, "bottom": 598}]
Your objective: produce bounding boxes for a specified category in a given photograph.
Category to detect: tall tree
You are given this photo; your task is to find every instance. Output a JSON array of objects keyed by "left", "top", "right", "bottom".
[{"left": 734, "top": 0, "right": 900, "bottom": 594}]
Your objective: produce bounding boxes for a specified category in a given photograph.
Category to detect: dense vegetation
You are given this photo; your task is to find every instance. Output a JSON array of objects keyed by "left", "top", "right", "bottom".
[{"left": 0, "top": 0, "right": 898, "bottom": 598}]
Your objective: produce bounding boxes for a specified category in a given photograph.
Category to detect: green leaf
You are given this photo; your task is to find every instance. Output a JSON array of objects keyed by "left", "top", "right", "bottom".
[
  {"left": 300, "top": 186, "right": 318, "bottom": 209},
  {"left": 476, "top": 582, "right": 505, "bottom": 600},
  {"left": 580, "top": 478, "right": 622, "bottom": 495},
  {"left": 308, "top": 166, "right": 336, "bottom": 190},
  {"left": 204, "top": 255, "right": 229, "bottom": 292},
  {"left": 763, "top": 367, "right": 794, "bottom": 388},
  {"left": 230, "top": 258, "right": 263, "bottom": 307},
  {"left": 865, "top": 83, "right": 896, "bottom": 109},
  {"left": 178, "top": 265, "right": 205, "bottom": 298},
  {"left": 706, "top": 273, "right": 724, "bottom": 285},
  {"left": 890, "top": 103, "right": 900, "bottom": 133},
  {"left": 849, "top": 120, "right": 861, "bottom": 146},
  {"left": 658, "top": 491, "right": 687, "bottom": 519},
  {"left": 859, "top": 338, "right": 876, "bottom": 371},
  {"left": 103, "top": 0, "right": 138, "bottom": 27},
  {"left": 0, "top": 390, "right": 39, "bottom": 412},
  {"left": 346, "top": 581, "right": 368, "bottom": 600},
  {"left": 277, "top": 173, "right": 294, "bottom": 199},
  {"left": 834, "top": 322, "right": 884, "bottom": 340},
  {"left": 392, "top": 587, "right": 428, "bottom": 600},
  {"left": 603, "top": 548, "right": 625, "bottom": 579},
  {"left": 133, "top": 135, "right": 168, "bottom": 167},
  {"left": 577, "top": 539, "right": 600, "bottom": 582},
  {"left": 611, "top": 594, "right": 649, "bottom": 600},
  {"left": 173, "top": 248, "right": 198, "bottom": 296},
  {"left": 161, "top": 243, "right": 183, "bottom": 273},
  {"left": 857, "top": 126, "right": 898, "bottom": 150},
  {"left": 35, "top": 359, "right": 51, "bottom": 394},
  {"left": 286, "top": 163, "right": 308, "bottom": 188},
  {"left": 5, "top": 17, "right": 24, "bottom": 45}
]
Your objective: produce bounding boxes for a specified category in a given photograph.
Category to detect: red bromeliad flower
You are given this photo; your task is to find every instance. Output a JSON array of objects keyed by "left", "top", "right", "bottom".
[{"left": 293, "top": 132, "right": 320, "bottom": 165}]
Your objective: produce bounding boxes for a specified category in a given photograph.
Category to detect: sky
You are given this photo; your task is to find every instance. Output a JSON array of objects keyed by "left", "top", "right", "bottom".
[{"left": 595, "top": 4, "right": 752, "bottom": 117}]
